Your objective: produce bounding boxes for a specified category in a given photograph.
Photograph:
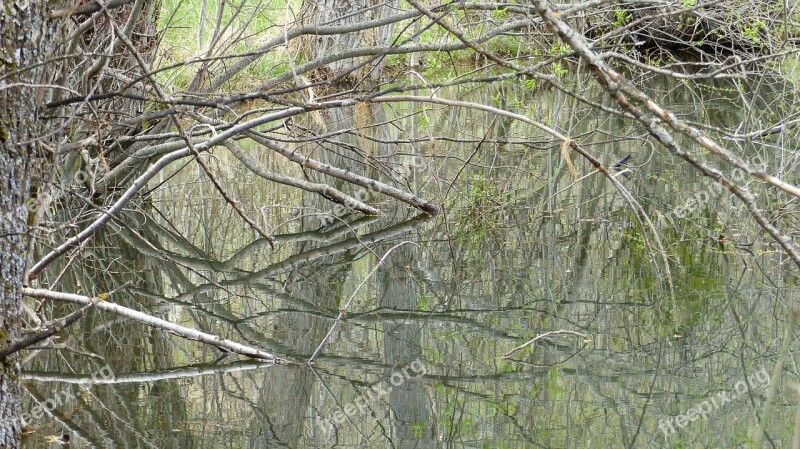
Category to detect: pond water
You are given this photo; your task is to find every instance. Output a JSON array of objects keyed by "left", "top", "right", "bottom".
[{"left": 20, "top": 75, "right": 800, "bottom": 448}]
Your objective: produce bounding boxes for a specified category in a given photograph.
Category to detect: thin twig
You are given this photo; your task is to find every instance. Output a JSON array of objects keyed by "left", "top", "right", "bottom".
[{"left": 308, "top": 241, "right": 415, "bottom": 364}]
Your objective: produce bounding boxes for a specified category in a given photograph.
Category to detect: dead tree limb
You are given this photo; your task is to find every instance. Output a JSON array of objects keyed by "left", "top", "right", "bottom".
[
  {"left": 223, "top": 140, "right": 380, "bottom": 216},
  {"left": 21, "top": 288, "right": 288, "bottom": 363},
  {"left": 247, "top": 131, "right": 440, "bottom": 214}
]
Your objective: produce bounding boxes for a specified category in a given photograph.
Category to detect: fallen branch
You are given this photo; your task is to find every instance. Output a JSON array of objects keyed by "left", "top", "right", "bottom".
[
  {"left": 22, "top": 288, "right": 288, "bottom": 363},
  {"left": 248, "top": 131, "right": 440, "bottom": 214},
  {"left": 23, "top": 360, "right": 273, "bottom": 384},
  {"left": 223, "top": 140, "right": 380, "bottom": 215}
]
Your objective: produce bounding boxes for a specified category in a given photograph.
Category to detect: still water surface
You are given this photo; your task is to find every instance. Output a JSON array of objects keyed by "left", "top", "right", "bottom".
[{"left": 20, "top": 78, "right": 800, "bottom": 448}]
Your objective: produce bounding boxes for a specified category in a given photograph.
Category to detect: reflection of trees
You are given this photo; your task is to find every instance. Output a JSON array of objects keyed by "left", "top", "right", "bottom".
[
  {"left": 13, "top": 13, "right": 800, "bottom": 444},
  {"left": 23, "top": 217, "right": 194, "bottom": 449},
  {"left": 22, "top": 180, "right": 793, "bottom": 448}
]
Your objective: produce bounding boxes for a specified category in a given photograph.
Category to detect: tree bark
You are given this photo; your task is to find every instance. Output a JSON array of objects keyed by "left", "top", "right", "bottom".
[
  {"left": 1, "top": 1, "right": 50, "bottom": 447},
  {"left": 299, "top": 0, "right": 399, "bottom": 82}
]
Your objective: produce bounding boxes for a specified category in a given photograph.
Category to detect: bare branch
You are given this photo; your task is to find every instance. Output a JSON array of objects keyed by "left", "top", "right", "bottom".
[{"left": 21, "top": 288, "right": 288, "bottom": 363}]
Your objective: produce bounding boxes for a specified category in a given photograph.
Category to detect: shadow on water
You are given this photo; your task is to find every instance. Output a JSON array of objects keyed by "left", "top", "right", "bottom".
[{"left": 20, "top": 76, "right": 800, "bottom": 448}]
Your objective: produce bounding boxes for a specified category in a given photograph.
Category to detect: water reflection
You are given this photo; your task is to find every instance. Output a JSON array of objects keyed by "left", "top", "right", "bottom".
[{"left": 21, "top": 77, "right": 800, "bottom": 448}]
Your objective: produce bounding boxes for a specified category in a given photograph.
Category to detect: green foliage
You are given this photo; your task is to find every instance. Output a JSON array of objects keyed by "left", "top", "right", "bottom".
[
  {"left": 525, "top": 384, "right": 538, "bottom": 399},
  {"left": 613, "top": 8, "right": 631, "bottom": 26},
  {"left": 545, "top": 367, "right": 565, "bottom": 395},
  {"left": 742, "top": 19, "right": 765, "bottom": 45},
  {"left": 645, "top": 54, "right": 663, "bottom": 67},
  {"left": 779, "top": 54, "right": 800, "bottom": 86},
  {"left": 497, "top": 359, "right": 515, "bottom": 373},
  {"left": 548, "top": 42, "right": 571, "bottom": 56},
  {"left": 551, "top": 62, "right": 569, "bottom": 76},
  {"left": 671, "top": 439, "right": 689, "bottom": 449},
  {"left": 491, "top": 7, "right": 509, "bottom": 20},
  {"left": 522, "top": 78, "right": 537, "bottom": 90},
  {"left": 453, "top": 172, "right": 509, "bottom": 249},
  {"left": 269, "top": 62, "right": 291, "bottom": 78},
  {"left": 158, "top": 0, "right": 297, "bottom": 89},
  {"left": 411, "top": 421, "right": 426, "bottom": 438},
  {"left": 732, "top": 429, "right": 755, "bottom": 445},
  {"left": 545, "top": 42, "right": 572, "bottom": 76}
]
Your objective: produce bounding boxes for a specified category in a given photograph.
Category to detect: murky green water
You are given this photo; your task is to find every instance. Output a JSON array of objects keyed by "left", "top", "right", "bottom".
[{"left": 20, "top": 76, "right": 800, "bottom": 448}]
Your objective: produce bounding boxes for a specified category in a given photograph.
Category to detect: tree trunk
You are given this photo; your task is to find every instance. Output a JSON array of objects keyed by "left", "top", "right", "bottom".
[
  {"left": 299, "top": 0, "right": 399, "bottom": 83},
  {"left": 1, "top": 1, "right": 50, "bottom": 447}
]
